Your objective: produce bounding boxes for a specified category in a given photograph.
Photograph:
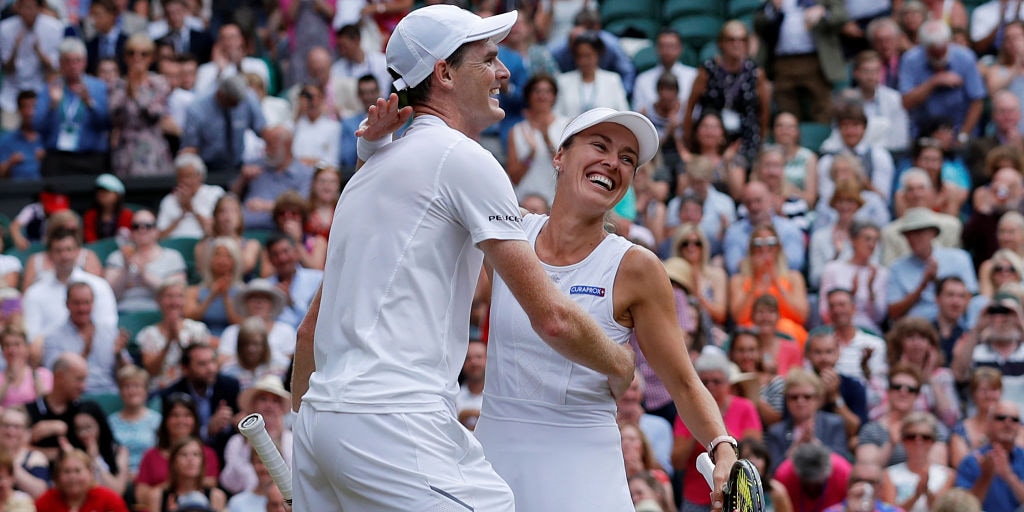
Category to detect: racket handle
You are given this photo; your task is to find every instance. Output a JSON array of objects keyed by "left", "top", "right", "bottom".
[
  {"left": 238, "top": 413, "right": 293, "bottom": 504},
  {"left": 696, "top": 452, "right": 715, "bottom": 489}
]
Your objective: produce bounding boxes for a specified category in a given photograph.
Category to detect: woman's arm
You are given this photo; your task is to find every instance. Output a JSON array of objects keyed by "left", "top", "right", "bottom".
[
  {"left": 82, "top": 249, "right": 103, "bottom": 276},
  {"left": 703, "top": 268, "right": 729, "bottom": 325},
  {"left": 775, "top": 271, "right": 809, "bottom": 323},
  {"left": 949, "top": 428, "right": 970, "bottom": 470},
  {"left": 12, "top": 451, "right": 48, "bottom": 498},
  {"left": 683, "top": 68, "right": 709, "bottom": 140},
  {"left": 20, "top": 253, "right": 37, "bottom": 292},
  {"left": 242, "top": 239, "right": 261, "bottom": 276},
  {"left": 802, "top": 152, "right": 819, "bottom": 207}
]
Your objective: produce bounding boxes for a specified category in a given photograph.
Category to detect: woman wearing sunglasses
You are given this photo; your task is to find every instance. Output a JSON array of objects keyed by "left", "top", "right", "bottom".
[
  {"left": 881, "top": 318, "right": 960, "bottom": 429},
  {"left": 881, "top": 412, "right": 954, "bottom": 512},
  {"left": 973, "top": 247, "right": 1024, "bottom": 315},
  {"left": 670, "top": 222, "right": 727, "bottom": 326},
  {"left": 728, "top": 223, "right": 809, "bottom": 328},
  {"left": 857, "top": 365, "right": 950, "bottom": 468},
  {"left": 103, "top": 209, "right": 187, "bottom": 312},
  {"left": 108, "top": 33, "right": 173, "bottom": 178}
]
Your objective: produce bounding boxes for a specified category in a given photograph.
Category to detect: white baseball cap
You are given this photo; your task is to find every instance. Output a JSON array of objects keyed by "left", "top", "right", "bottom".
[
  {"left": 557, "top": 108, "right": 660, "bottom": 166},
  {"left": 386, "top": 5, "right": 518, "bottom": 91}
]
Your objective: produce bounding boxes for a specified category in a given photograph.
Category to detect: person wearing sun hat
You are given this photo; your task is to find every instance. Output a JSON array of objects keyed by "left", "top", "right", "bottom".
[
  {"left": 887, "top": 207, "right": 978, "bottom": 321},
  {"left": 217, "top": 279, "right": 295, "bottom": 370},
  {"left": 291, "top": 3, "right": 636, "bottom": 507},
  {"left": 220, "top": 374, "right": 293, "bottom": 495}
]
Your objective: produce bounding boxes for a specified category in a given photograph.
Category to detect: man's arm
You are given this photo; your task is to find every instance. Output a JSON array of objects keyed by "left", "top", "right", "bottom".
[
  {"left": 619, "top": 247, "right": 737, "bottom": 493},
  {"left": 961, "top": 98, "right": 985, "bottom": 137},
  {"left": 479, "top": 238, "right": 635, "bottom": 392},
  {"left": 291, "top": 284, "right": 322, "bottom": 412}
]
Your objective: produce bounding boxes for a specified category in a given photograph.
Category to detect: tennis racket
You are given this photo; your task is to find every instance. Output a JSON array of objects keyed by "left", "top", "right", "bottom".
[
  {"left": 697, "top": 452, "right": 766, "bottom": 512},
  {"left": 238, "top": 413, "right": 293, "bottom": 505}
]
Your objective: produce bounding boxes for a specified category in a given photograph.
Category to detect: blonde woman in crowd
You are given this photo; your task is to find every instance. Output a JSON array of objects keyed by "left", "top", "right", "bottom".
[
  {"left": 670, "top": 223, "right": 727, "bottom": 325},
  {"left": 0, "top": 328, "right": 51, "bottom": 408},
  {"left": 138, "top": 279, "right": 213, "bottom": 391},
  {"left": 186, "top": 237, "right": 244, "bottom": 337},
  {"left": 194, "top": 194, "right": 261, "bottom": 277},
  {"left": 106, "top": 366, "right": 161, "bottom": 478}
]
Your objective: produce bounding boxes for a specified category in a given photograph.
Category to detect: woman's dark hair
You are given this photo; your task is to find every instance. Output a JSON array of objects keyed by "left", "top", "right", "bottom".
[
  {"left": 158, "top": 393, "right": 201, "bottom": 449},
  {"left": 90, "top": 183, "right": 126, "bottom": 239},
  {"left": 523, "top": 73, "right": 558, "bottom": 108},
  {"left": 739, "top": 437, "right": 773, "bottom": 478},
  {"left": 687, "top": 110, "right": 728, "bottom": 154},
  {"left": 570, "top": 30, "right": 605, "bottom": 57},
  {"left": 74, "top": 407, "right": 122, "bottom": 476}
]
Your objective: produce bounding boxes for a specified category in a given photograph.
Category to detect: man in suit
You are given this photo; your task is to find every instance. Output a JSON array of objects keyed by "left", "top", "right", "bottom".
[
  {"left": 755, "top": 0, "right": 848, "bottom": 123},
  {"left": 162, "top": 343, "right": 240, "bottom": 454},
  {"left": 157, "top": 0, "right": 213, "bottom": 63},
  {"left": 85, "top": 0, "right": 127, "bottom": 75}
]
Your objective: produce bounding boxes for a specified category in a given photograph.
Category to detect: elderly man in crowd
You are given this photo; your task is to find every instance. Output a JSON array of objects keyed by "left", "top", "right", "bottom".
[
  {"left": 43, "top": 282, "right": 124, "bottom": 394},
  {"left": 881, "top": 170, "right": 963, "bottom": 264},
  {"left": 157, "top": 153, "right": 225, "bottom": 239},
  {"left": 955, "top": 400, "right": 1024, "bottom": 511},
  {"left": 232, "top": 125, "right": 312, "bottom": 230},
  {"left": 899, "top": 19, "right": 986, "bottom": 139},
  {"left": 887, "top": 208, "right": 978, "bottom": 321},
  {"left": 952, "top": 299, "right": 1024, "bottom": 412},
  {"left": 181, "top": 74, "right": 267, "bottom": 174},
  {"left": 33, "top": 37, "right": 111, "bottom": 176}
]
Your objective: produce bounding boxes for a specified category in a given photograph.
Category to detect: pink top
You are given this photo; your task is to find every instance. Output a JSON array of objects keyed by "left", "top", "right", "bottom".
[
  {"left": 776, "top": 453, "right": 852, "bottom": 512},
  {"left": 0, "top": 368, "right": 53, "bottom": 407},
  {"left": 675, "top": 396, "right": 762, "bottom": 504},
  {"left": 136, "top": 445, "right": 220, "bottom": 486}
]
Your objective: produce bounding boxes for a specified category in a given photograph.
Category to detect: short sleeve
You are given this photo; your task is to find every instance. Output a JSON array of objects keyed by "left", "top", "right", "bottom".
[
  {"left": 107, "top": 250, "right": 126, "bottom": 269},
  {"left": 137, "top": 326, "right": 165, "bottom": 353},
  {"left": 437, "top": 141, "right": 526, "bottom": 246},
  {"left": 857, "top": 421, "right": 889, "bottom": 447},
  {"left": 955, "top": 453, "right": 980, "bottom": 489}
]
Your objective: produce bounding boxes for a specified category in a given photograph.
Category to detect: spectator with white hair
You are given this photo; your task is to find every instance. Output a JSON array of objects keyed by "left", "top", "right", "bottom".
[
  {"left": 181, "top": 74, "right": 267, "bottom": 173},
  {"left": 881, "top": 169, "right": 964, "bottom": 265},
  {"left": 866, "top": 17, "right": 903, "bottom": 89},
  {"left": 33, "top": 37, "right": 112, "bottom": 177},
  {"left": 899, "top": 19, "right": 986, "bottom": 140},
  {"left": 157, "top": 153, "right": 226, "bottom": 240},
  {"left": 231, "top": 125, "right": 313, "bottom": 231}
]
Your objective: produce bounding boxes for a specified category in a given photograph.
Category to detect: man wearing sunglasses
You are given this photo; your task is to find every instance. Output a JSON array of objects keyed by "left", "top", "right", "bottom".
[
  {"left": 723, "top": 181, "right": 806, "bottom": 275},
  {"left": 954, "top": 400, "right": 1024, "bottom": 511}
]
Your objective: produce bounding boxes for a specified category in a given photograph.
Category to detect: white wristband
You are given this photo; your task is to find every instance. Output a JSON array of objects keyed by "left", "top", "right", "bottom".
[{"left": 356, "top": 119, "right": 393, "bottom": 162}]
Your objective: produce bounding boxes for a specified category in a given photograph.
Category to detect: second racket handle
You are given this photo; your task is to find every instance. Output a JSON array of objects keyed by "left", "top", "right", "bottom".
[{"left": 696, "top": 452, "right": 715, "bottom": 489}]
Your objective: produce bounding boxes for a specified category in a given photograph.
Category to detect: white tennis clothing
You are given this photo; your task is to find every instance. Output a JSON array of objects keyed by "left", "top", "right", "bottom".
[
  {"left": 296, "top": 114, "right": 524, "bottom": 510},
  {"left": 474, "top": 214, "right": 635, "bottom": 511}
]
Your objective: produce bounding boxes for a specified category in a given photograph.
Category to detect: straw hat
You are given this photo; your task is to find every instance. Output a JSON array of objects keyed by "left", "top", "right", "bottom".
[
  {"left": 662, "top": 257, "right": 695, "bottom": 293},
  {"left": 898, "top": 207, "right": 941, "bottom": 234},
  {"left": 233, "top": 279, "right": 287, "bottom": 319},
  {"left": 239, "top": 374, "right": 291, "bottom": 413}
]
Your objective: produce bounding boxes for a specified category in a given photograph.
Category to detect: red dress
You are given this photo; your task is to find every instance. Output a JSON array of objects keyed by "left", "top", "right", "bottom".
[{"left": 35, "top": 486, "right": 129, "bottom": 512}]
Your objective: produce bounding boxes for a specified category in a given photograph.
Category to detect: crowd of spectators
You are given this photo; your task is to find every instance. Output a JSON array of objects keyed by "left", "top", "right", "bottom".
[{"left": 4, "top": 0, "right": 1024, "bottom": 510}]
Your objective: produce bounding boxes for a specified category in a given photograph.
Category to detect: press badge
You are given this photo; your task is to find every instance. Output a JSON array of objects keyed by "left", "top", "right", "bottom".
[{"left": 57, "top": 122, "right": 80, "bottom": 151}]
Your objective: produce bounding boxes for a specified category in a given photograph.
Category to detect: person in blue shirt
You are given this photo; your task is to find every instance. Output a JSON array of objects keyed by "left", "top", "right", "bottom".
[
  {"left": 0, "top": 90, "right": 44, "bottom": 180},
  {"left": 33, "top": 36, "right": 111, "bottom": 176},
  {"left": 955, "top": 400, "right": 1024, "bottom": 511},
  {"left": 339, "top": 74, "right": 380, "bottom": 171},
  {"left": 181, "top": 74, "right": 266, "bottom": 173}
]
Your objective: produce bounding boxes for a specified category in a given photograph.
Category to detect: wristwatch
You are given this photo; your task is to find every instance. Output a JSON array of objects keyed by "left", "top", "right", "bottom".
[{"left": 707, "top": 435, "right": 739, "bottom": 464}]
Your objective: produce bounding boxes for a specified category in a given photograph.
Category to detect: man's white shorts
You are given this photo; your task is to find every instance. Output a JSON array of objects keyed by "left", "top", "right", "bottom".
[{"left": 292, "top": 404, "right": 515, "bottom": 511}]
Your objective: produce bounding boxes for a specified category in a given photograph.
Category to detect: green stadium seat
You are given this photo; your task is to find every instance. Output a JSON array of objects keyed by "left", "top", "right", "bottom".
[
  {"left": 726, "top": 0, "right": 764, "bottom": 18},
  {"left": 600, "top": 0, "right": 659, "bottom": 24},
  {"left": 605, "top": 17, "right": 662, "bottom": 40},
  {"left": 680, "top": 45, "right": 701, "bottom": 68},
  {"left": 85, "top": 238, "right": 120, "bottom": 266},
  {"left": 4, "top": 242, "right": 45, "bottom": 266},
  {"left": 118, "top": 309, "right": 163, "bottom": 345},
  {"left": 243, "top": 229, "right": 275, "bottom": 246},
  {"left": 699, "top": 42, "right": 720, "bottom": 63},
  {"left": 159, "top": 237, "right": 200, "bottom": 284},
  {"left": 799, "top": 122, "right": 832, "bottom": 153},
  {"left": 84, "top": 392, "right": 124, "bottom": 416},
  {"left": 631, "top": 45, "right": 659, "bottom": 73},
  {"left": 664, "top": 0, "right": 724, "bottom": 20},
  {"left": 670, "top": 15, "right": 724, "bottom": 52}
]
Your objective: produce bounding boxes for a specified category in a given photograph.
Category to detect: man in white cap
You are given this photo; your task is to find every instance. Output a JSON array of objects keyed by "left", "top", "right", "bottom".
[
  {"left": 887, "top": 207, "right": 977, "bottom": 321},
  {"left": 291, "top": 6, "right": 637, "bottom": 511}
]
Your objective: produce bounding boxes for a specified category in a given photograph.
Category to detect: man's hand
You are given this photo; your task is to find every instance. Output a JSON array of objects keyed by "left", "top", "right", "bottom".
[
  {"left": 355, "top": 93, "right": 413, "bottom": 142},
  {"left": 933, "top": 71, "right": 964, "bottom": 88},
  {"left": 207, "top": 400, "right": 234, "bottom": 434},
  {"left": 992, "top": 444, "right": 1014, "bottom": 479},
  {"left": 819, "top": 367, "right": 841, "bottom": 401},
  {"left": 922, "top": 257, "right": 939, "bottom": 284}
]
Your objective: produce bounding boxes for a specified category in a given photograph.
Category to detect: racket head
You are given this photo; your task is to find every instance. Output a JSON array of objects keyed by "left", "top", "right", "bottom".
[{"left": 723, "top": 458, "right": 766, "bottom": 512}]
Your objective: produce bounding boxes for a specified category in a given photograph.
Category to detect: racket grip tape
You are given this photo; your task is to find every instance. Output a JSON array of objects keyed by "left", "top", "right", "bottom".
[{"left": 238, "top": 413, "right": 293, "bottom": 504}]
